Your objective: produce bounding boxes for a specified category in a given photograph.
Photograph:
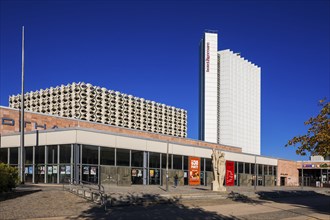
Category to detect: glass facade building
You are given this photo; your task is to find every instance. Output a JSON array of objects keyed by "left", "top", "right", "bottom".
[{"left": 0, "top": 144, "right": 278, "bottom": 186}]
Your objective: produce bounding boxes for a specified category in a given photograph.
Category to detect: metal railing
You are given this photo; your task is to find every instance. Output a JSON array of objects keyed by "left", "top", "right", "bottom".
[{"left": 63, "top": 178, "right": 108, "bottom": 210}]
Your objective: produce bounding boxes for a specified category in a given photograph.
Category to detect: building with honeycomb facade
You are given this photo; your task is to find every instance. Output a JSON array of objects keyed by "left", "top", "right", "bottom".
[{"left": 9, "top": 82, "right": 187, "bottom": 137}]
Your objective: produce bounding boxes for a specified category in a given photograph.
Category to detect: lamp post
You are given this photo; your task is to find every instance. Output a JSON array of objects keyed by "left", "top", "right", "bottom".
[
  {"left": 20, "top": 26, "right": 25, "bottom": 184},
  {"left": 254, "top": 155, "right": 257, "bottom": 191},
  {"left": 301, "top": 159, "right": 304, "bottom": 189},
  {"left": 166, "top": 141, "right": 169, "bottom": 192}
]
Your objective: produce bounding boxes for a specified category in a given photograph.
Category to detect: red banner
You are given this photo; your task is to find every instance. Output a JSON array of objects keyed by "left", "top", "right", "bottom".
[
  {"left": 226, "top": 161, "right": 235, "bottom": 186},
  {"left": 189, "top": 157, "right": 200, "bottom": 185}
]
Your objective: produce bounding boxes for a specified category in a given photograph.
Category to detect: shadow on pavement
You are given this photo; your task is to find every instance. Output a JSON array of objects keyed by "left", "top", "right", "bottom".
[
  {"left": 256, "top": 190, "right": 330, "bottom": 215},
  {"left": 67, "top": 193, "right": 239, "bottom": 220},
  {"left": 227, "top": 191, "right": 265, "bottom": 204},
  {"left": 0, "top": 189, "right": 41, "bottom": 202}
]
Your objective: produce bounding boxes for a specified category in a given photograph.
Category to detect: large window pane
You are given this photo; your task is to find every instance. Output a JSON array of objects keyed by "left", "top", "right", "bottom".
[
  {"left": 251, "top": 164, "right": 255, "bottom": 175},
  {"left": 269, "top": 166, "right": 273, "bottom": 175},
  {"left": 9, "top": 148, "right": 18, "bottom": 164},
  {"left": 205, "top": 158, "right": 212, "bottom": 171},
  {"left": 183, "top": 156, "right": 188, "bottom": 170},
  {"left": 258, "top": 164, "right": 263, "bottom": 176},
  {"left": 238, "top": 162, "right": 244, "bottom": 173},
  {"left": 47, "top": 145, "right": 58, "bottom": 164},
  {"left": 0, "top": 148, "right": 8, "bottom": 164},
  {"left": 82, "top": 145, "right": 98, "bottom": 164},
  {"left": 161, "top": 154, "right": 172, "bottom": 169},
  {"left": 60, "top": 145, "right": 71, "bottom": 163},
  {"left": 35, "top": 146, "right": 45, "bottom": 164},
  {"left": 131, "top": 150, "right": 143, "bottom": 167},
  {"left": 264, "top": 165, "right": 268, "bottom": 175},
  {"left": 100, "top": 147, "right": 115, "bottom": 165},
  {"left": 173, "top": 155, "right": 182, "bottom": 170},
  {"left": 201, "top": 158, "right": 205, "bottom": 171},
  {"left": 245, "top": 163, "right": 250, "bottom": 174},
  {"left": 116, "top": 149, "right": 130, "bottom": 166},
  {"left": 25, "top": 147, "right": 33, "bottom": 164},
  {"left": 149, "top": 152, "right": 160, "bottom": 168}
]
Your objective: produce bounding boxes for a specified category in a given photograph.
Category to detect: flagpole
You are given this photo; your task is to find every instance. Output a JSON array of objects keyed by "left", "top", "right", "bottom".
[{"left": 20, "top": 26, "right": 25, "bottom": 184}]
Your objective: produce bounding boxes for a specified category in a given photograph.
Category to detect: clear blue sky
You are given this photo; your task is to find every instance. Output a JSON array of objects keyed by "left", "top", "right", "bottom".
[{"left": 1, "top": 0, "right": 329, "bottom": 161}]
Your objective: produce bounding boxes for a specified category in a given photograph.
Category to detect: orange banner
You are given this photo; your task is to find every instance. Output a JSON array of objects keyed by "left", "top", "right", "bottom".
[{"left": 189, "top": 157, "right": 200, "bottom": 185}]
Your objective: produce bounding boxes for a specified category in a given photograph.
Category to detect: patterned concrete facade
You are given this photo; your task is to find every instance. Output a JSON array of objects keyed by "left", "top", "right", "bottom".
[{"left": 9, "top": 82, "right": 187, "bottom": 137}]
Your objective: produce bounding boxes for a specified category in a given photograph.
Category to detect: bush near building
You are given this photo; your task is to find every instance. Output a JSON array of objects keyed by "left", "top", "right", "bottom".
[{"left": 0, "top": 163, "right": 19, "bottom": 193}]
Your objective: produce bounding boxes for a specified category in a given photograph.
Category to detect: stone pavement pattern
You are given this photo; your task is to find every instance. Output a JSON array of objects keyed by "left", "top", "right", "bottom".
[
  {"left": 0, "top": 185, "right": 93, "bottom": 220},
  {"left": 0, "top": 184, "right": 329, "bottom": 220}
]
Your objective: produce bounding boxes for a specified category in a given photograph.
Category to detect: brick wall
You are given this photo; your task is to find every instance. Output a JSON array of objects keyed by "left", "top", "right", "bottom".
[
  {"left": 0, "top": 106, "right": 242, "bottom": 153},
  {"left": 277, "top": 159, "right": 299, "bottom": 186}
]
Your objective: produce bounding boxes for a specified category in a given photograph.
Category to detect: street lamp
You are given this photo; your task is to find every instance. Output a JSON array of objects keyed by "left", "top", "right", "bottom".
[{"left": 20, "top": 26, "right": 25, "bottom": 184}]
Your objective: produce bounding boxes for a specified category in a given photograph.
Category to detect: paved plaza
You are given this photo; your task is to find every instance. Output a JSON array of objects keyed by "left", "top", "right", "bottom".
[{"left": 0, "top": 184, "right": 329, "bottom": 220}]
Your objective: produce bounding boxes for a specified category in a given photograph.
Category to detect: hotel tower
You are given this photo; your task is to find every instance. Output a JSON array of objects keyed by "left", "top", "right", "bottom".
[{"left": 199, "top": 31, "right": 261, "bottom": 155}]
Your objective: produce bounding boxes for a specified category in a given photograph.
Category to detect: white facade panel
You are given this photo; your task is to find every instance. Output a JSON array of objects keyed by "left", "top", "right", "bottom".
[
  {"left": 76, "top": 130, "right": 116, "bottom": 147},
  {"left": 116, "top": 136, "right": 147, "bottom": 150},
  {"left": 201, "top": 32, "right": 218, "bottom": 143},
  {"left": 218, "top": 50, "right": 261, "bottom": 155},
  {"left": 171, "top": 143, "right": 194, "bottom": 156},
  {"left": 46, "top": 130, "right": 78, "bottom": 145},
  {"left": 146, "top": 140, "right": 167, "bottom": 153}
]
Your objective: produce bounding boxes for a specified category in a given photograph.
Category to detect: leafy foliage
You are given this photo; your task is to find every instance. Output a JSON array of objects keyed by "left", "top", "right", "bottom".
[
  {"left": 286, "top": 99, "right": 330, "bottom": 157},
  {"left": 0, "top": 163, "right": 19, "bottom": 193}
]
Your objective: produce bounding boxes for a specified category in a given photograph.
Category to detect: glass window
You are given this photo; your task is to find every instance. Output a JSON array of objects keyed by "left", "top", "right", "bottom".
[
  {"left": 205, "top": 158, "right": 212, "bottom": 171},
  {"left": 0, "top": 148, "right": 8, "bottom": 164},
  {"left": 238, "top": 162, "right": 244, "bottom": 173},
  {"left": 100, "top": 147, "right": 115, "bottom": 165},
  {"left": 131, "top": 150, "right": 143, "bottom": 167},
  {"left": 183, "top": 156, "right": 188, "bottom": 170},
  {"left": 274, "top": 166, "right": 277, "bottom": 176},
  {"left": 35, "top": 146, "right": 45, "bottom": 164},
  {"left": 245, "top": 163, "right": 250, "bottom": 174},
  {"left": 82, "top": 145, "right": 98, "bottom": 165},
  {"left": 47, "top": 145, "right": 58, "bottom": 164},
  {"left": 269, "top": 166, "right": 273, "bottom": 175},
  {"left": 161, "top": 153, "right": 172, "bottom": 169},
  {"left": 9, "top": 148, "right": 18, "bottom": 164},
  {"left": 173, "top": 155, "right": 182, "bottom": 170},
  {"left": 149, "top": 152, "right": 160, "bottom": 168},
  {"left": 25, "top": 147, "right": 33, "bottom": 164},
  {"left": 201, "top": 158, "right": 205, "bottom": 171},
  {"left": 264, "top": 165, "right": 268, "bottom": 175},
  {"left": 258, "top": 164, "right": 263, "bottom": 176},
  {"left": 116, "top": 149, "right": 130, "bottom": 166},
  {"left": 251, "top": 163, "right": 255, "bottom": 175},
  {"left": 60, "top": 145, "right": 71, "bottom": 163}
]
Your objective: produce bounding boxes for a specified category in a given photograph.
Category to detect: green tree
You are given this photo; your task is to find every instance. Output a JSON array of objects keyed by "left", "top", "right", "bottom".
[{"left": 286, "top": 99, "right": 330, "bottom": 157}]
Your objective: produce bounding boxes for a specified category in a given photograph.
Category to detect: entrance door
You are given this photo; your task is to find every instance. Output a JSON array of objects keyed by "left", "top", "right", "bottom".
[{"left": 280, "top": 177, "right": 286, "bottom": 186}]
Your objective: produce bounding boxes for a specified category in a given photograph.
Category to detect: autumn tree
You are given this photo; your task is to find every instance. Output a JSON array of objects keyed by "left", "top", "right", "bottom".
[{"left": 286, "top": 99, "right": 330, "bottom": 158}]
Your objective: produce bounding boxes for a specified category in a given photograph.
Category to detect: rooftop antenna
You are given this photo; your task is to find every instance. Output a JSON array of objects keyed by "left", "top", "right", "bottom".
[{"left": 20, "top": 26, "right": 25, "bottom": 184}]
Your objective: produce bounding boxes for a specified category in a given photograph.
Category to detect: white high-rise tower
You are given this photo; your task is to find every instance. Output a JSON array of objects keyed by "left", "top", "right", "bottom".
[{"left": 199, "top": 32, "right": 261, "bottom": 155}]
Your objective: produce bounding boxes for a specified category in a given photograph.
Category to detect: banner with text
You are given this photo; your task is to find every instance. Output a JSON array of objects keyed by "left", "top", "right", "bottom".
[
  {"left": 189, "top": 157, "right": 200, "bottom": 185},
  {"left": 226, "top": 161, "right": 235, "bottom": 186}
]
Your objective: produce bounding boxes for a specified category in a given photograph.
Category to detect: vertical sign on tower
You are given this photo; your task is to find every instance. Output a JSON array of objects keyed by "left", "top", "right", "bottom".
[
  {"left": 189, "top": 157, "right": 200, "bottom": 185},
  {"left": 226, "top": 161, "right": 235, "bottom": 186}
]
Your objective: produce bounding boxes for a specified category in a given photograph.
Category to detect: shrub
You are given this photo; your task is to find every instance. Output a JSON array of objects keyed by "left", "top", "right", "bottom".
[{"left": 0, "top": 163, "right": 19, "bottom": 193}]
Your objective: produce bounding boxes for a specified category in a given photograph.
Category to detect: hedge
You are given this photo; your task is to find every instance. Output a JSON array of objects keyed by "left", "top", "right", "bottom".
[{"left": 0, "top": 163, "right": 19, "bottom": 193}]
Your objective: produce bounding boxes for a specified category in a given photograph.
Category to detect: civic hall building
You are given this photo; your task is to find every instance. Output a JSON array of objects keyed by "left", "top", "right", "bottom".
[{"left": 1, "top": 102, "right": 329, "bottom": 188}]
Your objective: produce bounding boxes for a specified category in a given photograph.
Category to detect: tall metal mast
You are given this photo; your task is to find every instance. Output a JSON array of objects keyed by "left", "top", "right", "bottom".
[{"left": 20, "top": 26, "right": 25, "bottom": 183}]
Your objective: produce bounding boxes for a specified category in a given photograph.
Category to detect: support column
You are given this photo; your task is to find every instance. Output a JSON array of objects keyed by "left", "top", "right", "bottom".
[{"left": 32, "top": 146, "right": 35, "bottom": 183}]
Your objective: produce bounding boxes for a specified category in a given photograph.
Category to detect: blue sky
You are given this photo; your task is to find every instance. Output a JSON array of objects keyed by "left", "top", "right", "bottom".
[{"left": 0, "top": 0, "right": 329, "bottom": 161}]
